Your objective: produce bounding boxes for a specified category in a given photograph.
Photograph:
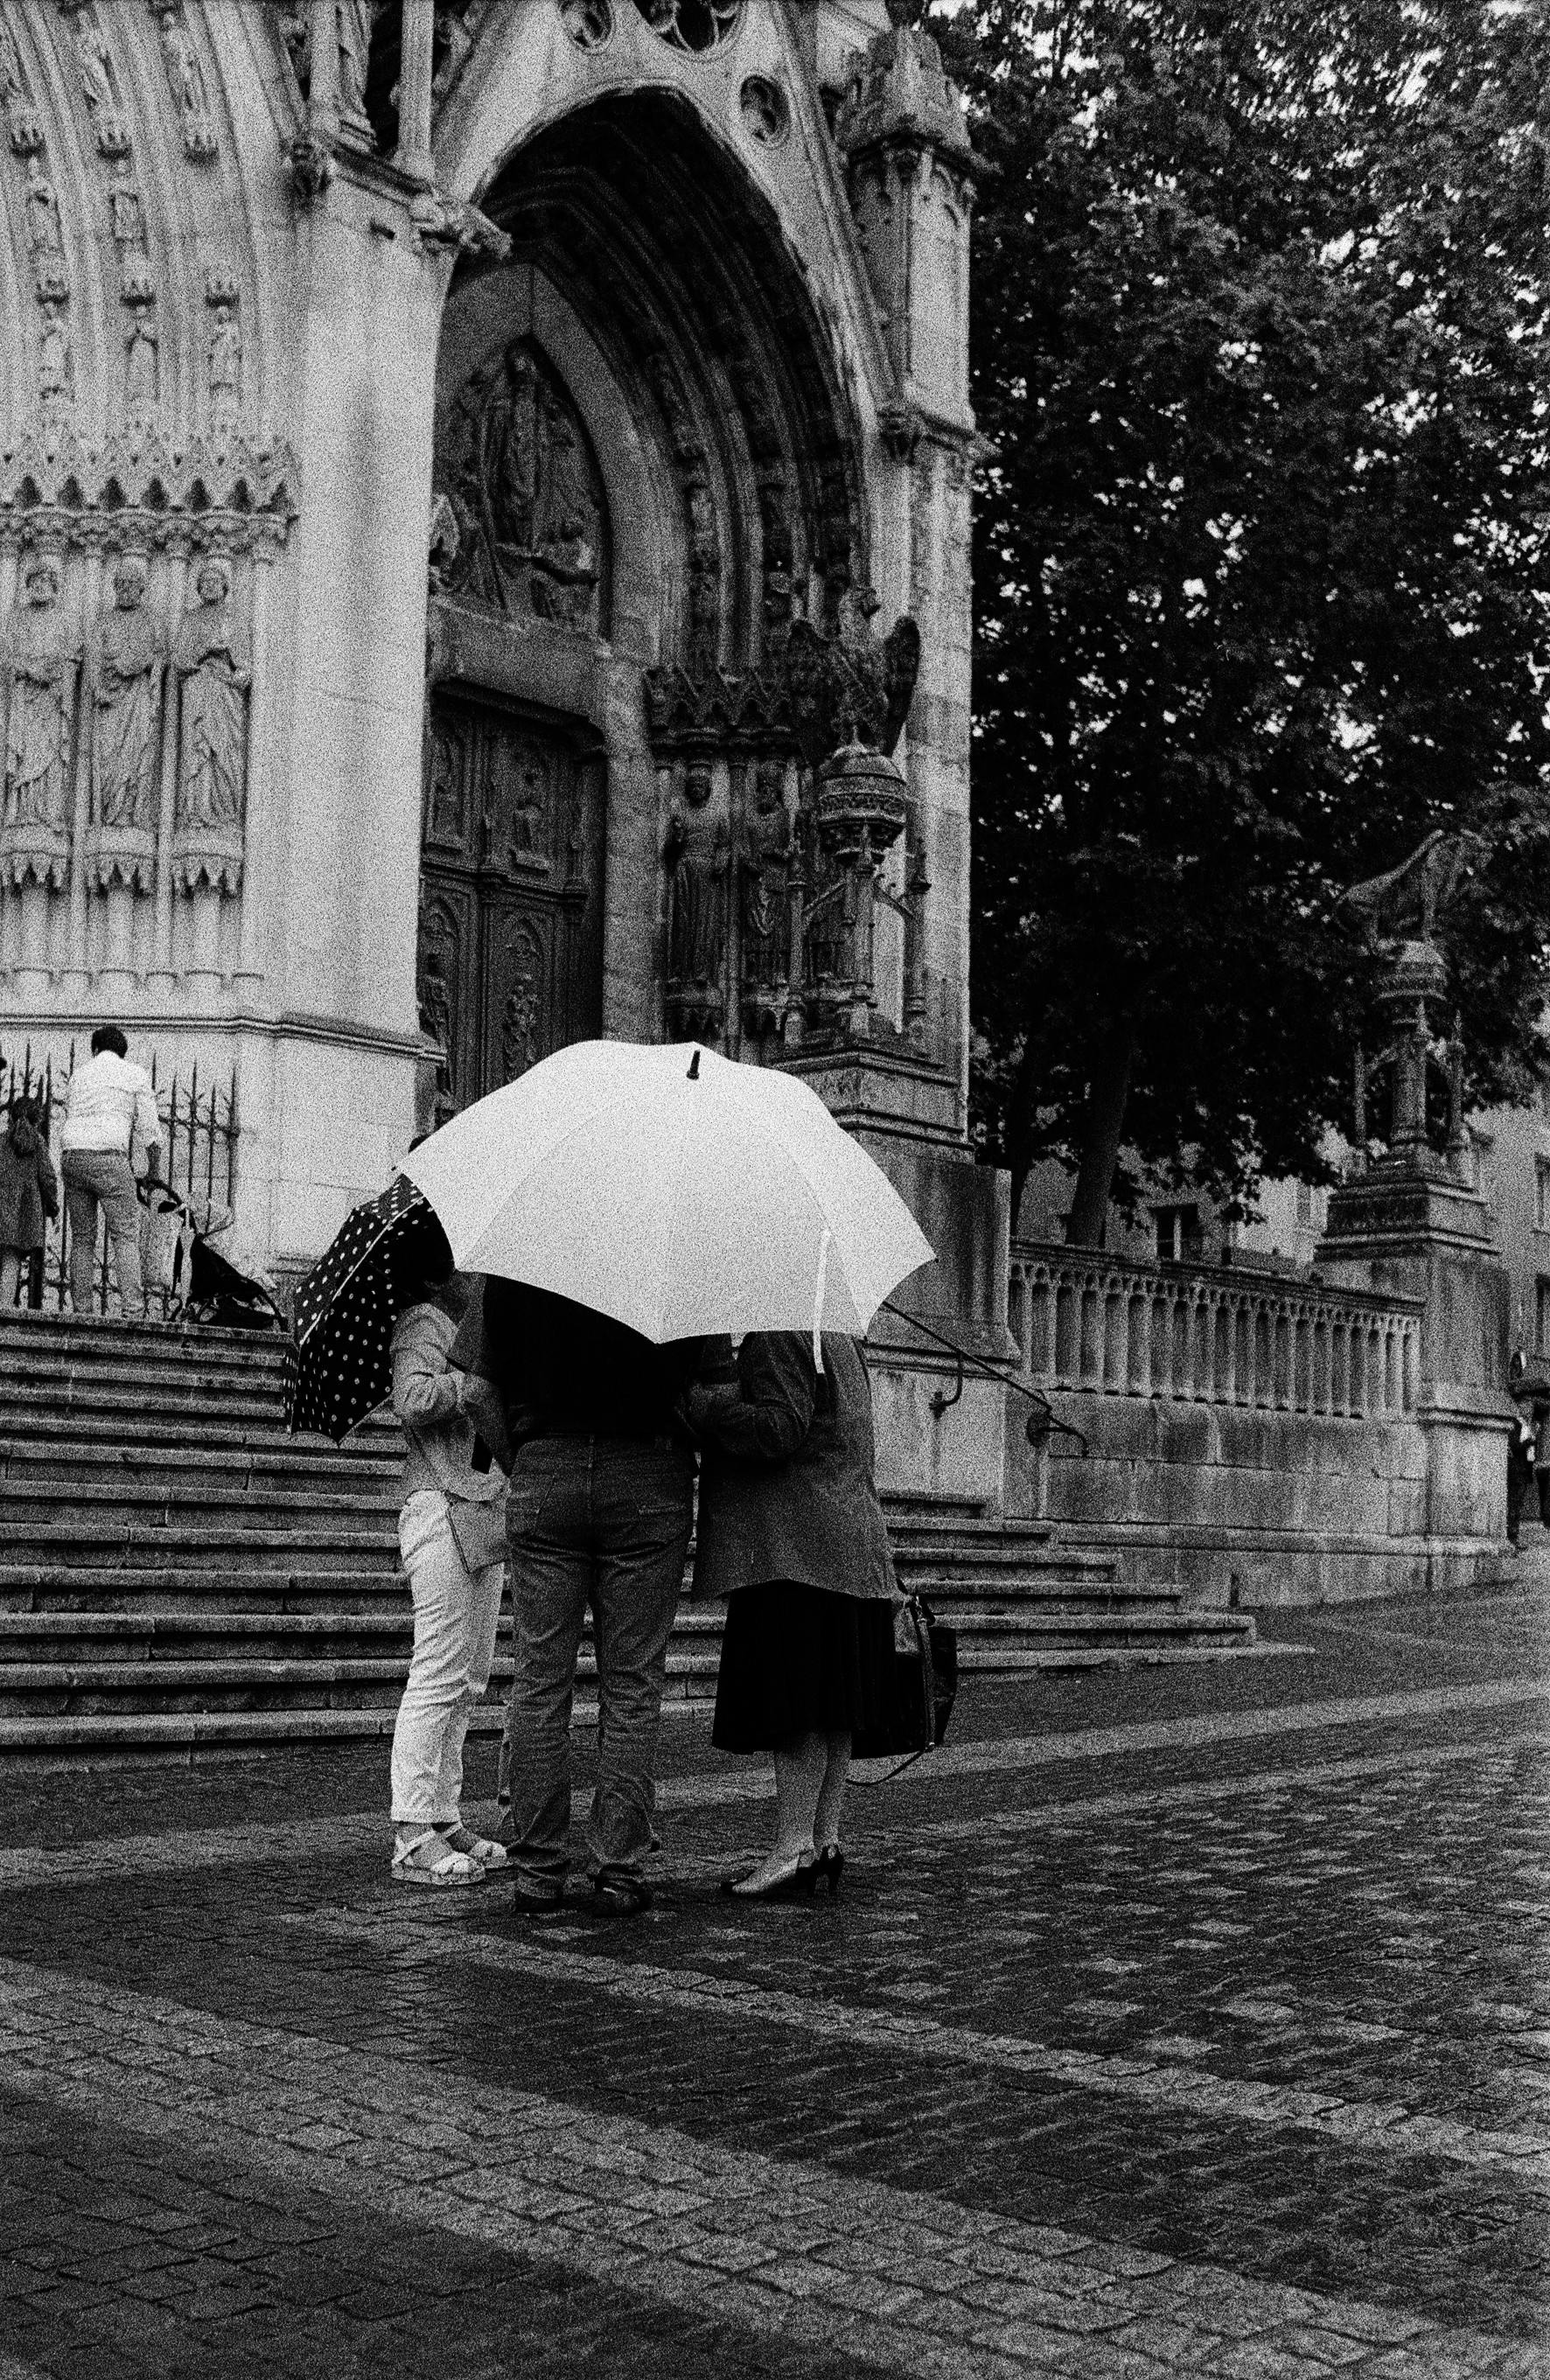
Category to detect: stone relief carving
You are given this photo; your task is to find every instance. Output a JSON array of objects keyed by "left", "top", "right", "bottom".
[
  {"left": 171, "top": 552, "right": 248, "bottom": 891},
  {"left": 87, "top": 552, "right": 161, "bottom": 888},
  {"left": 124, "top": 304, "right": 159, "bottom": 420},
  {"left": 74, "top": 15, "right": 130, "bottom": 157},
  {"left": 781, "top": 587, "right": 920, "bottom": 765},
  {"left": 664, "top": 763, "right": 730, "bottom": 1036},
  {"left": 206, "top": 290, "right": 242, "bottom": 444},
  {"left": 0, "top": 428, "right": 299, "bottom": 559},
  {"left": 0, "top": 554, "right": 78, "bottom": 890},
  {"left": 1, "top": 22, "right": 44, "bottom": 156},
  {"left": 434, "top": 339, "right": 608, "bottom": 637},
  {"left": 561, "top": 0, "right": 614, "bottom": 46},
  {"left": 334, "top": 0, "right": 375, "bottom": 135},
  {"left": 37, "top": 298, "right": 73, "bottom": 428},
  {"left": 24, "top": 158, "right": 66, "bottom": 299},
  {"left": 416, "top": 893, "right": 461, "bottom": 1117},
  {"left": 739, "top": 757, "right": 795, "bottom": 1036},
  {"left": 499, "top": 922, "right": 545, "bottom": 1080},
  {"left": 632, "top": 0, "right": 741, "bottom": 54},
  {"left": 157, "top": 9, "right": 217, "bottom": 161}
]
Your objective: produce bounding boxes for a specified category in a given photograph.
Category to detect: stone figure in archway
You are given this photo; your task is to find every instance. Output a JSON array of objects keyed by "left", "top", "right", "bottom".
[
  {"left": 24, "top": 160, "right": 63, "bottom": 266},
  {"left": 91, "top": 556, "right": 161, "bottom": 834},
  {"left": 37, "top": 299, "right": 72, "bottom": 423},
  {"left": 124, "top": 309, "right": 159, "bottom": 414},
  {"left": 207, "top": 300, "right": 241, "bottom": 442},
  {"left": 2, "top": 555, "right": 78, "bottom": 883},
  {"left": 172, "top": 555, "right": 249, "bottom": 834},
  {"left": 158, "top": 10, "right": 216, "bottom": 158},
  {"left": 665, "top": 764, "right": 729, "bottom": 1032},
  {"left": 436, "top": 338, "right": 606, "bottom": 634},
  {"left": 75, "top": 18, "right": 129, "bottom": 156},
  {"left": 334, "top": 0, "right": 374, "bottom": 132}
]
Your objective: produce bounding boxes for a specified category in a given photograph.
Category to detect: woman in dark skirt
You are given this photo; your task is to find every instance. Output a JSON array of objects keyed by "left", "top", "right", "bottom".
[{"left": 685, "top": 1330, "right": 898, "bottom": 1901}]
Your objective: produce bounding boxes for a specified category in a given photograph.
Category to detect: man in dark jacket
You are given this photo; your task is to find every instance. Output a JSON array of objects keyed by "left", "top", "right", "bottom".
[{"left": 456, "top": 1277, "right": 700, "bottom": 1914}]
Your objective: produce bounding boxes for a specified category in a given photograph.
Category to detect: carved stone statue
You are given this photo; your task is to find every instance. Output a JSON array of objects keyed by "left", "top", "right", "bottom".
[
  {"left": 171, "top": 555, "right": 249, "bottom": 883},
  {"left": 781, "top": 587, "right": 921, "bottom": 767},
  {"left": 90, "top": 555, "right": 161, "bottom": 862},
  {"left": 108, "top": 179, "right": 144, "bottom": 249},
  {"left": 24, "top": 160, "right": 62, "bottom": 262},
  {"left": 37, "top": 298, "right": 73, "bottom": 424},
  {"left": 739, "top": 758, "right": 794, "bottom": 1037},
  {"left": 1336, "top": 829, "right": 1475, "bottom": 948},
  {"left": 1, "top": 555, "right": 78, "bottom": 889},
  {"left": 207, "top": 300, "right": 241, "bottom": 442},
  {"left": 158, "top": 10, "right": 216, "bottom": 159},
  {"left": 124, "top": 310, "right": 159, "bottom": 413},
  {"left": 435, "top": 338, "right": 607, "bottom": 634},
  {"left": 75, "top": 19, "right": 129, "bottom": 156},
  {"left": 334, "top": 0, "right": 374, "bottom": 132},
  {"left": 665, "top": 764, "right": 730, "bottom": 1033}
]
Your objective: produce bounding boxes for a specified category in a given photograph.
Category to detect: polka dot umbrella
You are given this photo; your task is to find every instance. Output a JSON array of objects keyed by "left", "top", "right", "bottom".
[{"left": 285, "top": 1174, "right": 446, "bottom": 1441}]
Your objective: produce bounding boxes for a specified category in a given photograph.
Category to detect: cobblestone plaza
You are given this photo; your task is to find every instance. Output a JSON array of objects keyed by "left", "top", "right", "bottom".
[{"left": 0, "top": 1590, "right": 1545, "bottom": 2380}]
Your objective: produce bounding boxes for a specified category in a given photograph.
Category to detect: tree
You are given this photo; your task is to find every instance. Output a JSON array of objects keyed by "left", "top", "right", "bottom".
[{"left": 946, "top": 0, "right": 1550, "bottom": 1241}]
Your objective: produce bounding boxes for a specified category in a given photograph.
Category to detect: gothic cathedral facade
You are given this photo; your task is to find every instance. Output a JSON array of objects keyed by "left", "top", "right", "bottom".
[{"left": 0, "top": 0, "right": 1012, "bottom": 1497}]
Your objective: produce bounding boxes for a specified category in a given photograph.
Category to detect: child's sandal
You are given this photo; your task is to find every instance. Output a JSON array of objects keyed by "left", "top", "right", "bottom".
[{"left": 391, "top": 1828, "right": 485, "bottom": 1888}]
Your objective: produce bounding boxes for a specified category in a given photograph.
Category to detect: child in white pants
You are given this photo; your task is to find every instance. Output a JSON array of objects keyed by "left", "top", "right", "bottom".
[{"left": 388, "top": 1250, "right": 510, "bottom": 1888}]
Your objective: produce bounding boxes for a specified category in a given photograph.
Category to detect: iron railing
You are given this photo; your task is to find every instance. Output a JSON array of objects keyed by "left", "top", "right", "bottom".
[{"left": 0, "top": 1040, "right": 238, "bottom": 1318}]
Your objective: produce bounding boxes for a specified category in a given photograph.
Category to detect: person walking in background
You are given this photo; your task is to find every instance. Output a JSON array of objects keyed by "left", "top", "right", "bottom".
[
  {"left": 388, "top": 1218, "right": 511, "bottom": 1888},
  {"left": 0, "top": 1098, "right": 59, "bottom": 1313},
  {"left": 686, "top": 1330, "right": 899, "bottom": 1901},
  {"left": 57, "top": 1025, "right": 161, "bottom": 1317},
  {"left": 457, "top": 1278, "right": 699, "bottom": 1916}
]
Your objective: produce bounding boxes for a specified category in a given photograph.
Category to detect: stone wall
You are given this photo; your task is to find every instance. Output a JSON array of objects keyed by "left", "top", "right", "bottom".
[{"left": 1006, "top": 1241, "right": 1507, "bottom": 1604}]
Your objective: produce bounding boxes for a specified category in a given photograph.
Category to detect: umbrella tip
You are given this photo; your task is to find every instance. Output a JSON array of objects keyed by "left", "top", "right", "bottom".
[{"left": 688, "top": 1050, "right": 701, "bottom": 1080}]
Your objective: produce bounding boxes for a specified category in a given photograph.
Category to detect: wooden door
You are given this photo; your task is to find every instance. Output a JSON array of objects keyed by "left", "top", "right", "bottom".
[{"left": 417, "top": 690, "right": 604, "bottom": 1111}]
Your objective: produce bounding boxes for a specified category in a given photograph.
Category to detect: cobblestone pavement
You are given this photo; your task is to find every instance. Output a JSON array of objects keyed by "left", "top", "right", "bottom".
[{"left": 1, "top": 1589, "right": 1547, "bottom": 2379}]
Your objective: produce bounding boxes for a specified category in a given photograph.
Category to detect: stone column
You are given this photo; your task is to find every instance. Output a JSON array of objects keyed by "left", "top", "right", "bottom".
[
  {"left": 394, "top": 0, "right": 436, "bottom": 187},
  {"left": 150, "top": 551, "right": 187, "bottom": 987},
  {"left": 234, "top": 538, "right": 276, "bottom": 988}
]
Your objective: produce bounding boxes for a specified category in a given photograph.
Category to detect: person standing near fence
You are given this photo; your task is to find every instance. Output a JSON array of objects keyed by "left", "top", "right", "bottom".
[
  {"left": 58, "top": 1026, "right": 162, "bottom": 1318},
  {"left": 0, "top": 1099, "right": 59, "bottom": 1314}
]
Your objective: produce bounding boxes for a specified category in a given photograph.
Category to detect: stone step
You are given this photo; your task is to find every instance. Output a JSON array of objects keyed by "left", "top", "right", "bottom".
[
  {"left": 0, "top": 1524, "right": 402, "bottom": 1571},
  {"left": 0, "top": 1448, "right": 401, "bottom": 1507}
]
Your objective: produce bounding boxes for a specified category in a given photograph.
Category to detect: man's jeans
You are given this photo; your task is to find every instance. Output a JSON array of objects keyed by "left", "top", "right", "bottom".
[
  {"left": 390, "top": 1490, "right": 506, "bottom": 1829},
  {"left": 499, "top": 1435, "right": 695, "bottom": 1891},
  {"left": 60, "top": 1148, "right": 143, "bottom": 1315}
]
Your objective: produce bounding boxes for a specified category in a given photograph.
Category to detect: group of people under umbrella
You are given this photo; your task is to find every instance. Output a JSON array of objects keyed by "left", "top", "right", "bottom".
[{"left": 289, "top": 1039, "right": 937, "bottom": 1909}]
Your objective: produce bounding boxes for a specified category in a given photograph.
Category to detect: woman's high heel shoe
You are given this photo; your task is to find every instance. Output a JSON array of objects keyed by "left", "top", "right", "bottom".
[
  {"left": 814, "top": 1844, "right": 845, "bottom": 1896},
  {"left": 719, "top": 1855, "right": 818, "bottom": 1902}
]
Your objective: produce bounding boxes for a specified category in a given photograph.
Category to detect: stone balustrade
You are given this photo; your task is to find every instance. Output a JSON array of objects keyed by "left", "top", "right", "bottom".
[{"left": 1008, "top": 1241, "right": 1421, "bottom": 1422}]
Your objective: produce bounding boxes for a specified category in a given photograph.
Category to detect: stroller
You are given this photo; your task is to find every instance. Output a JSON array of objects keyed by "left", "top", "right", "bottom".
[{"left": 137, "top": 1179, "right": 284, "bottom": 1331}]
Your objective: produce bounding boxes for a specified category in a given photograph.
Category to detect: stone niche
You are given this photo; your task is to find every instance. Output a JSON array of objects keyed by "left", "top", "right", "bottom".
[{"left": 0, "top": 536, "right": 256, "bottom": 998}]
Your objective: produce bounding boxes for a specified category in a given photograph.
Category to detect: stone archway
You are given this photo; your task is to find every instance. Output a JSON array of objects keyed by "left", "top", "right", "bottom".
[{"left": 418, "top": 89, "right": 869, "bottom": 1101}]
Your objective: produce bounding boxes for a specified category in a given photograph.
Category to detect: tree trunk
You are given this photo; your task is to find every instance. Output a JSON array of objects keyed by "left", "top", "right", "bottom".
[{"left": 1065, "top": 1025, "right": 1137, "bottom": 1248}]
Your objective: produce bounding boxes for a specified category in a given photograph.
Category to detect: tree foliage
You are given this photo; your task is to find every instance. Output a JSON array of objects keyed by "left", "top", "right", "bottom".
[{"left": 944, "top": 0, "right": 1550, "bottom": 1237}]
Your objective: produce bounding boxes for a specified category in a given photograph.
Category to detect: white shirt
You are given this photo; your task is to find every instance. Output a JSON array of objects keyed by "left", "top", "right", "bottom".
[{"left": 59, "top": 1050, "right": 161, "bottom": 1159}]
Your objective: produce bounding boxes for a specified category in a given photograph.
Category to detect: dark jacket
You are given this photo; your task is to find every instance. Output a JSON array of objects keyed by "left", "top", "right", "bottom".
[
  {"left": 0, "top": 1113, "right": 59, "bottom": 1253},
  {"left": 452, "top": 1274, "right": 700, "bottom": 1448},
  {"left": 687, "top": 1330, "right": 897, "bottom": 1604}
]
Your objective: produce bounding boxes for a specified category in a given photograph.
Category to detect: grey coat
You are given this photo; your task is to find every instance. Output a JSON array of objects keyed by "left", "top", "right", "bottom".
[{"left": 687, "top": 1331, "right": 897, "bottom": 1604}]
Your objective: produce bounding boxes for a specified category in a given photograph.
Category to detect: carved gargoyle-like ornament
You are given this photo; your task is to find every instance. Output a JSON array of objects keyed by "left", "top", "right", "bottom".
[
  {"left": 780, "top": 588, "right": 920, "bottom": 768},
  {"left": 1335, "top": 828, "right": 1477, "bottom": 949}
]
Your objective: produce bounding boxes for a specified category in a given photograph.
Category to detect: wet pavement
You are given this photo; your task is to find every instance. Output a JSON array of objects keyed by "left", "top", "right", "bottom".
[{"left": 1, "top": 1588, "right": 1546, "bottom": 2378}]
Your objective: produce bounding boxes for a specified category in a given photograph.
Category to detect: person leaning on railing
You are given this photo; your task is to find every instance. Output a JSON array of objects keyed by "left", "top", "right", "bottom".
[
  {"left": 0, "top": 1097, "right": 59, "bottom": 1315},
  {"left": 57, "top": 1024, "right": 162, "bottom": 1319}
]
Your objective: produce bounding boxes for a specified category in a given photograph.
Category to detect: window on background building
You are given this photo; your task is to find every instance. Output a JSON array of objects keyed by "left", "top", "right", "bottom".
[
  {"left": 1154, "top": 1204, "right": 1203, "bottom": 1264},
  {"left": 1537, "top": 1158, "right": 1550, "bottom": 1232},
  {"left": 1537, "top": 1277, "right": 1550, "bottom": 1354}
]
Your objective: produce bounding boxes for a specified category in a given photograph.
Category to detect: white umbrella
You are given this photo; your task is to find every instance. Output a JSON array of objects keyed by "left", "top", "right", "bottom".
[{"left": 399, "top": 1038, "right": 934, "bottom": 1347}]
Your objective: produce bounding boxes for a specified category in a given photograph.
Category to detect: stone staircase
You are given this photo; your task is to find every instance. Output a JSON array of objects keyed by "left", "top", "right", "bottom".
[{"left": 0, "top": 1312, "right": 1257, "bottom": 1762}]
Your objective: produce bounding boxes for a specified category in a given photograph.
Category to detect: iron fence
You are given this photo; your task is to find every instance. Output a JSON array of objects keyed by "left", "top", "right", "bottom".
[{"left": 0, "top": 1039, "right": 238, "bottom": 1319}]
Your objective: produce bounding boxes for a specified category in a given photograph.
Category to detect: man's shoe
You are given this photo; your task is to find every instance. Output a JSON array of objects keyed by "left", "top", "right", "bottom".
[
  {"left": 508, "top": 1878, "right": 565, "bottom": 1916},
  {"left": 591, "top": 1869, "right": 653, "bottom": 1916}
]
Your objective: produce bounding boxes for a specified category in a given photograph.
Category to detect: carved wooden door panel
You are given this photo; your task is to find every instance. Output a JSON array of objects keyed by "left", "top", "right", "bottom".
[{"left": 418, "top": 691, "right": 604, "bottom": 1109}]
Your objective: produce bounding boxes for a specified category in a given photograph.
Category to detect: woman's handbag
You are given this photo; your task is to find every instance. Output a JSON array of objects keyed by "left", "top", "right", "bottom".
[{"left": 852, "top": 1593, "right": 958, "bottom": 1764}]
